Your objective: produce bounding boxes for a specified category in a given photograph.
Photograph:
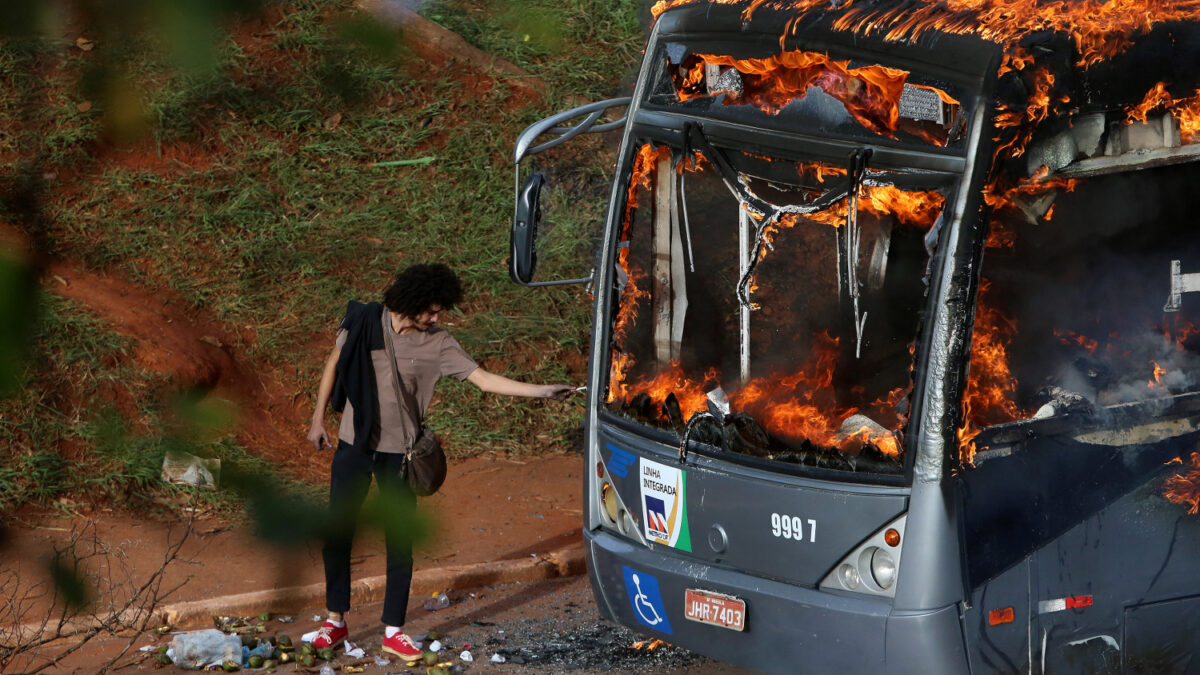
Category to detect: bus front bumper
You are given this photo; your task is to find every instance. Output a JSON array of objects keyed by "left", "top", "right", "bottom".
[{"left": 585, "top": 530, "right": 969, "bottom": 675}]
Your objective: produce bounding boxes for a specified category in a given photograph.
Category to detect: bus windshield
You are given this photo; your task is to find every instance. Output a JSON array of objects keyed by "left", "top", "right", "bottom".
[{"left": 604, "top": 140, "right": 950, "bottom": 476}]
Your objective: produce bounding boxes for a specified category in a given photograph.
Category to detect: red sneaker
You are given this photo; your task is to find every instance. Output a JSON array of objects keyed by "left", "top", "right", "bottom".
[
  {"left": 381, "top": 631, "right": 422, "bottom": 659},
  {"left": 311, "top": 621, "right": 348, "bottom": 649}
]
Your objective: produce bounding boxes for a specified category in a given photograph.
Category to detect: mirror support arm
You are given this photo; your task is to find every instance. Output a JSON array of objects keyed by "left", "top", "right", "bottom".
[{"left": 510, "top": 98, "right": 630, "bottom": 287}]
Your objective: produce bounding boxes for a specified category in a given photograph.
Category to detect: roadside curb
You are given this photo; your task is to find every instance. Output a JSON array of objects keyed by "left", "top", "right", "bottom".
[{"left": 157, "top": 544, "right": 586, "bottom": 627}]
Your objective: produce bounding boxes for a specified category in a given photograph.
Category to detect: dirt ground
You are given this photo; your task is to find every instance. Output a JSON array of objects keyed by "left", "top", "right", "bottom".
[{"left": 4, "top": 452, "right": 591, "bottom": 673}]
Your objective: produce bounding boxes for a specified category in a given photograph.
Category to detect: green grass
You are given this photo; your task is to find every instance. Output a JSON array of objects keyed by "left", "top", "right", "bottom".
[{"left": 1, "top": 0, "right": 643, "bottom": 508}]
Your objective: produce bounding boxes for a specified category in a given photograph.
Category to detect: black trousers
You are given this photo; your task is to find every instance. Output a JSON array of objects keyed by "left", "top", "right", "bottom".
[{"left": 323, "top": 441, "right": 416, "bottom": 627}]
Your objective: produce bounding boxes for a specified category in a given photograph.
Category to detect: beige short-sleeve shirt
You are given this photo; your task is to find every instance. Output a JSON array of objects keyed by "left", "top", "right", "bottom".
[{"left": 336, "top": 314, "right": 478, "bottom": 453}]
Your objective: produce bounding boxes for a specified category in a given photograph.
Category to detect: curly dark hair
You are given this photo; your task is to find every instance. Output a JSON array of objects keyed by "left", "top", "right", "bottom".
[{"left": 382, "top": 263, "right": 464, "bottom": 317}]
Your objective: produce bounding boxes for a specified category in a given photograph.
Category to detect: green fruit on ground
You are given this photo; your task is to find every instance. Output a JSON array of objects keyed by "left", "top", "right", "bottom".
[
  {"left": 423, "top": 651, "right": 438, "bottom": 665},
  {"left": 317, "top": 647, "right": 335, "bottom": 661},
  {"left": 263, "top": 659, "right": 277, "bottom": 669},
  {"left": 277, "top": 651, "right": 292, "bottom": 664},
  {"left": 221, "top": 660, "right": 240, "bottom": 672},
  {"left": 426, "top": 630, "right": 440, "bottom": 641},
  {"left": 299, "top": 654, "right": 316, "bottom": 668},
  {"left": 277, "top": 635, "right": 292, "bottom": 648},
  {"left": 300, "top": 642, "right": 315, "bottom": 656},
  {"left": 258, "top": 611, "right": 270, "bottom": 622},
  {"left": 153, "top": 651, "right": 171, "bottom": 665},
  {"left": 247, "top": 655, "right": 264, "bottom": 668}
]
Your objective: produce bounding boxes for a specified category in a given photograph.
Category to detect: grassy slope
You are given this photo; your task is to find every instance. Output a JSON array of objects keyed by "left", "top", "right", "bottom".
[{"left": 0, "top": 0, "right": 642, "bottom": 508}]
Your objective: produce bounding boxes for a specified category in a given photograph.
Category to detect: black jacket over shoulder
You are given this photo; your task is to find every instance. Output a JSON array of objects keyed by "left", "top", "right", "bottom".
[{"left": 331, "top": 300, "right": 385, "bottom": 452}]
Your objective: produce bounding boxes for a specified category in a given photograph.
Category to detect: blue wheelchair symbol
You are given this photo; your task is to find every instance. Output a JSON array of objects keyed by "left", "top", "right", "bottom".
[{"left": 622, "top": 566, "right": 672, "bottom": 634}]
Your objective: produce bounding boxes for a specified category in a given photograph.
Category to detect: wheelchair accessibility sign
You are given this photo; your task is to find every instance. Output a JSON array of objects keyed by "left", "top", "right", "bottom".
[{"left": 622, "top": 566, "right": 672, "bottom": 634}]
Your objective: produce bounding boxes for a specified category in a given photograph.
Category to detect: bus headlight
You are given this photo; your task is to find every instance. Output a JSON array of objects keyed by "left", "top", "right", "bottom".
[
  {"left": 600, "top": 482, "right": 620, "bottom": 524},
  {"left": 869, "top": 547, "right": 897, "bottom": 589},
  {"left": 838, "top": 563, "right": 861, "bottom": 590},
  {"left": 819, "top": 514, "right": 906, "bottom": 597}
]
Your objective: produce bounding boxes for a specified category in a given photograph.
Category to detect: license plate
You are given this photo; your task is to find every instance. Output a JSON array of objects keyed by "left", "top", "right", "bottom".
[{"left": 684, "top": 588, "right": 746, "bottom": 631}]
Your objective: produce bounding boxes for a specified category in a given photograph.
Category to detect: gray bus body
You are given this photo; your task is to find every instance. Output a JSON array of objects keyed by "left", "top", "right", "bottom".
[{"left": 512, "top": 3, "right": 1200, "bottom": 672}]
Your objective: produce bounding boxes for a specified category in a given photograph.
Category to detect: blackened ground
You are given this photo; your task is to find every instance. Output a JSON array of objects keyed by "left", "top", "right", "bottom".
[{"left": 407, "top": 575, "right": 752, "bottom": 675}]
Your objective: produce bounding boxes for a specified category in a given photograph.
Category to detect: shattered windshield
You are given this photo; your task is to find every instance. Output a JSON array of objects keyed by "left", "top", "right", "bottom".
[
  {"left": 604, "top": 140, "right": 949, "bottom": 477},
  {"left": 645, "top": 43, "right": 971, "bottom": 149}
]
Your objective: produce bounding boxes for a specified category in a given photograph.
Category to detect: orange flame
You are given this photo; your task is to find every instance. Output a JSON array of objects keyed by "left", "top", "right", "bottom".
[
  {"left": 1127, "top": 81, "right": 1174, "bottom": 124},
  {"left": 1161, "top": 315, "right": 1200, "bottom": 350},
  {"left": 1164, "top": 452, "right": 1200, "bottom": 514},
  {"left": 960, "top": 279, "right": 1022, "bottom": 464},
  {"left": 613, "top": 332, "right": 905, "bottom": 457},
  {"left": 1053, "top": 329, "right": 1099, "bottom": 354},
  {"left": 1148, "top": 360, "right": 1166, "bottom": 388},
  {"left": 675, "top": 51, "right": 932, "bottom": 138},
  {"left": 1123, "top": 82, "right": 1200, "bottom": 143},
  {"left": 769, "top": 185, "right": 946, "bottom": 234},
  {"left": 631, "top": 639, "right": 666, "bottom": 650},
  {"left": 655, "top": 0, "right": 1200, "bottom": 69}
]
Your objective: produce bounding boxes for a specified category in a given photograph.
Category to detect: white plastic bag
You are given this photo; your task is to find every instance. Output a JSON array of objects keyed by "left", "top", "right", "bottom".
[{"left": 169, "top": 629, "right": 241, "bottom": 669}]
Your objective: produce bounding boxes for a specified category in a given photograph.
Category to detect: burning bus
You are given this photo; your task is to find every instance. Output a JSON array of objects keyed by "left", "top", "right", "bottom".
[{"left": 509, "top": 0, "right": 1200, "bottom": 671}]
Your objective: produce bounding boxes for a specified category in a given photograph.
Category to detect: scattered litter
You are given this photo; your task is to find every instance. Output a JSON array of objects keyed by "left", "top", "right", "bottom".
[
  {"left": 319, "top": 663, "right": 335, "bottom": 675},
  {"left": 429, "top": 640, "right": 443, "bottom": 652},
  {"left": 459, "top": 650, "right": 473, "bottom": 662},
  {"left": 170, "top": 629, "right": 241, "bottom": 669},
  {"left": 312, "top": 614, "right": 322, "bottom": 622},
  {"left": 343, "top": 640, "right": 365, "bottom": 658},
  {"left": 138, "top": 645, "right": 156, "bottom": 652},
  {"left": 161, "top": 449, "right": 220, "bottom": 489},
  {"left": 278, "top": 615, "right": 295, "bottom": 623},
  {"left": 424, "top": 592, "right": 451, "bottom": 611},
  {"left": 243, "top": 641, "right": 273, "bottom": 662},
  {"left": 373, "top": 655, "right": 391, "bottom": 667},
  {"left": 344, "top": 667, "right": 364, "bottom": 674},
  {"left": 491, "top": 653, "right": 507, "bottom": 664}
]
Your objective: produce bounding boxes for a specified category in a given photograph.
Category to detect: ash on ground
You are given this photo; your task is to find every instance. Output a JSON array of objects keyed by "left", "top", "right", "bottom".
[
  {"left": 414, "top": 576, "right": 737, "bottom": 674},
  {"left": 483, "top": 617, "right": 707, "bottom": 671}
]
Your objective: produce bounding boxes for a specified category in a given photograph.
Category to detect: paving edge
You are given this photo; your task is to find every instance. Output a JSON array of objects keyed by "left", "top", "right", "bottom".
[{"left": 157, "top": 544, "right": 586, "bottom": 628}]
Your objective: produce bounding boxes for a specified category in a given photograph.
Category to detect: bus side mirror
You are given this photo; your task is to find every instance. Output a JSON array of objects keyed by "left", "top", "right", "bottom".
[{"left": 510, "top": 172, "right": 546, "bottom": 285}]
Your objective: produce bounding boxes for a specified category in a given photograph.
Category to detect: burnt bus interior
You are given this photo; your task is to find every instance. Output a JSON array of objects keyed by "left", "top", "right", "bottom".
[{"left": 602, "top": 28, "right": 980, "bottom": 479}]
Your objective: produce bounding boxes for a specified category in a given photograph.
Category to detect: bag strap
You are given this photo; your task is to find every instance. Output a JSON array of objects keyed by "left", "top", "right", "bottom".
[{"left": 381, "top": 309, "right": 423, "bottom": 447}]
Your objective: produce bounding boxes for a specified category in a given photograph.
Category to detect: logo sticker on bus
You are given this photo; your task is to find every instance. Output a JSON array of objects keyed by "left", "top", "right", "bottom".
[
  {"left": 622, "top": 566, "right": 672, "bottom": 634},
  {"left": 605, "top": 444, "right": 636, "bottom": 478},
  {"left": 640, "top": 458, "right": 691, "bottom": 551}
]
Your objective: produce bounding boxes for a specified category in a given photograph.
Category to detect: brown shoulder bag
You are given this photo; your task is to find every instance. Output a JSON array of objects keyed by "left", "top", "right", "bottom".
[{"left": 383, "top": 310, "right": 447, "bottom": 496}]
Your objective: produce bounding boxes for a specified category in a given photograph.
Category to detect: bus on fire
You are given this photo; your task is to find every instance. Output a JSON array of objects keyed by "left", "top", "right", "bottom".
[{"left": 509, "top": 0, "right": 1200, "bottom": 671}]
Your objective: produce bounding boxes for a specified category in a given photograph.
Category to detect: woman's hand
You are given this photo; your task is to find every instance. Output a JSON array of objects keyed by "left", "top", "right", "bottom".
[
  {"left": 541, "top": 384, "right": 575, "bottom": 401},
  {"left": 308, "top": 420, "right": 331, "bottom": 450}
]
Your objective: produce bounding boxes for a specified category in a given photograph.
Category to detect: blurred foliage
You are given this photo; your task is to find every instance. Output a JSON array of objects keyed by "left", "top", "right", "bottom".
[
  {"left": 0, "top": 0, "right": 642, "bottom": 608},
  {"left": 0, "top": 254, "right": 37, "bottom": 397}
]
